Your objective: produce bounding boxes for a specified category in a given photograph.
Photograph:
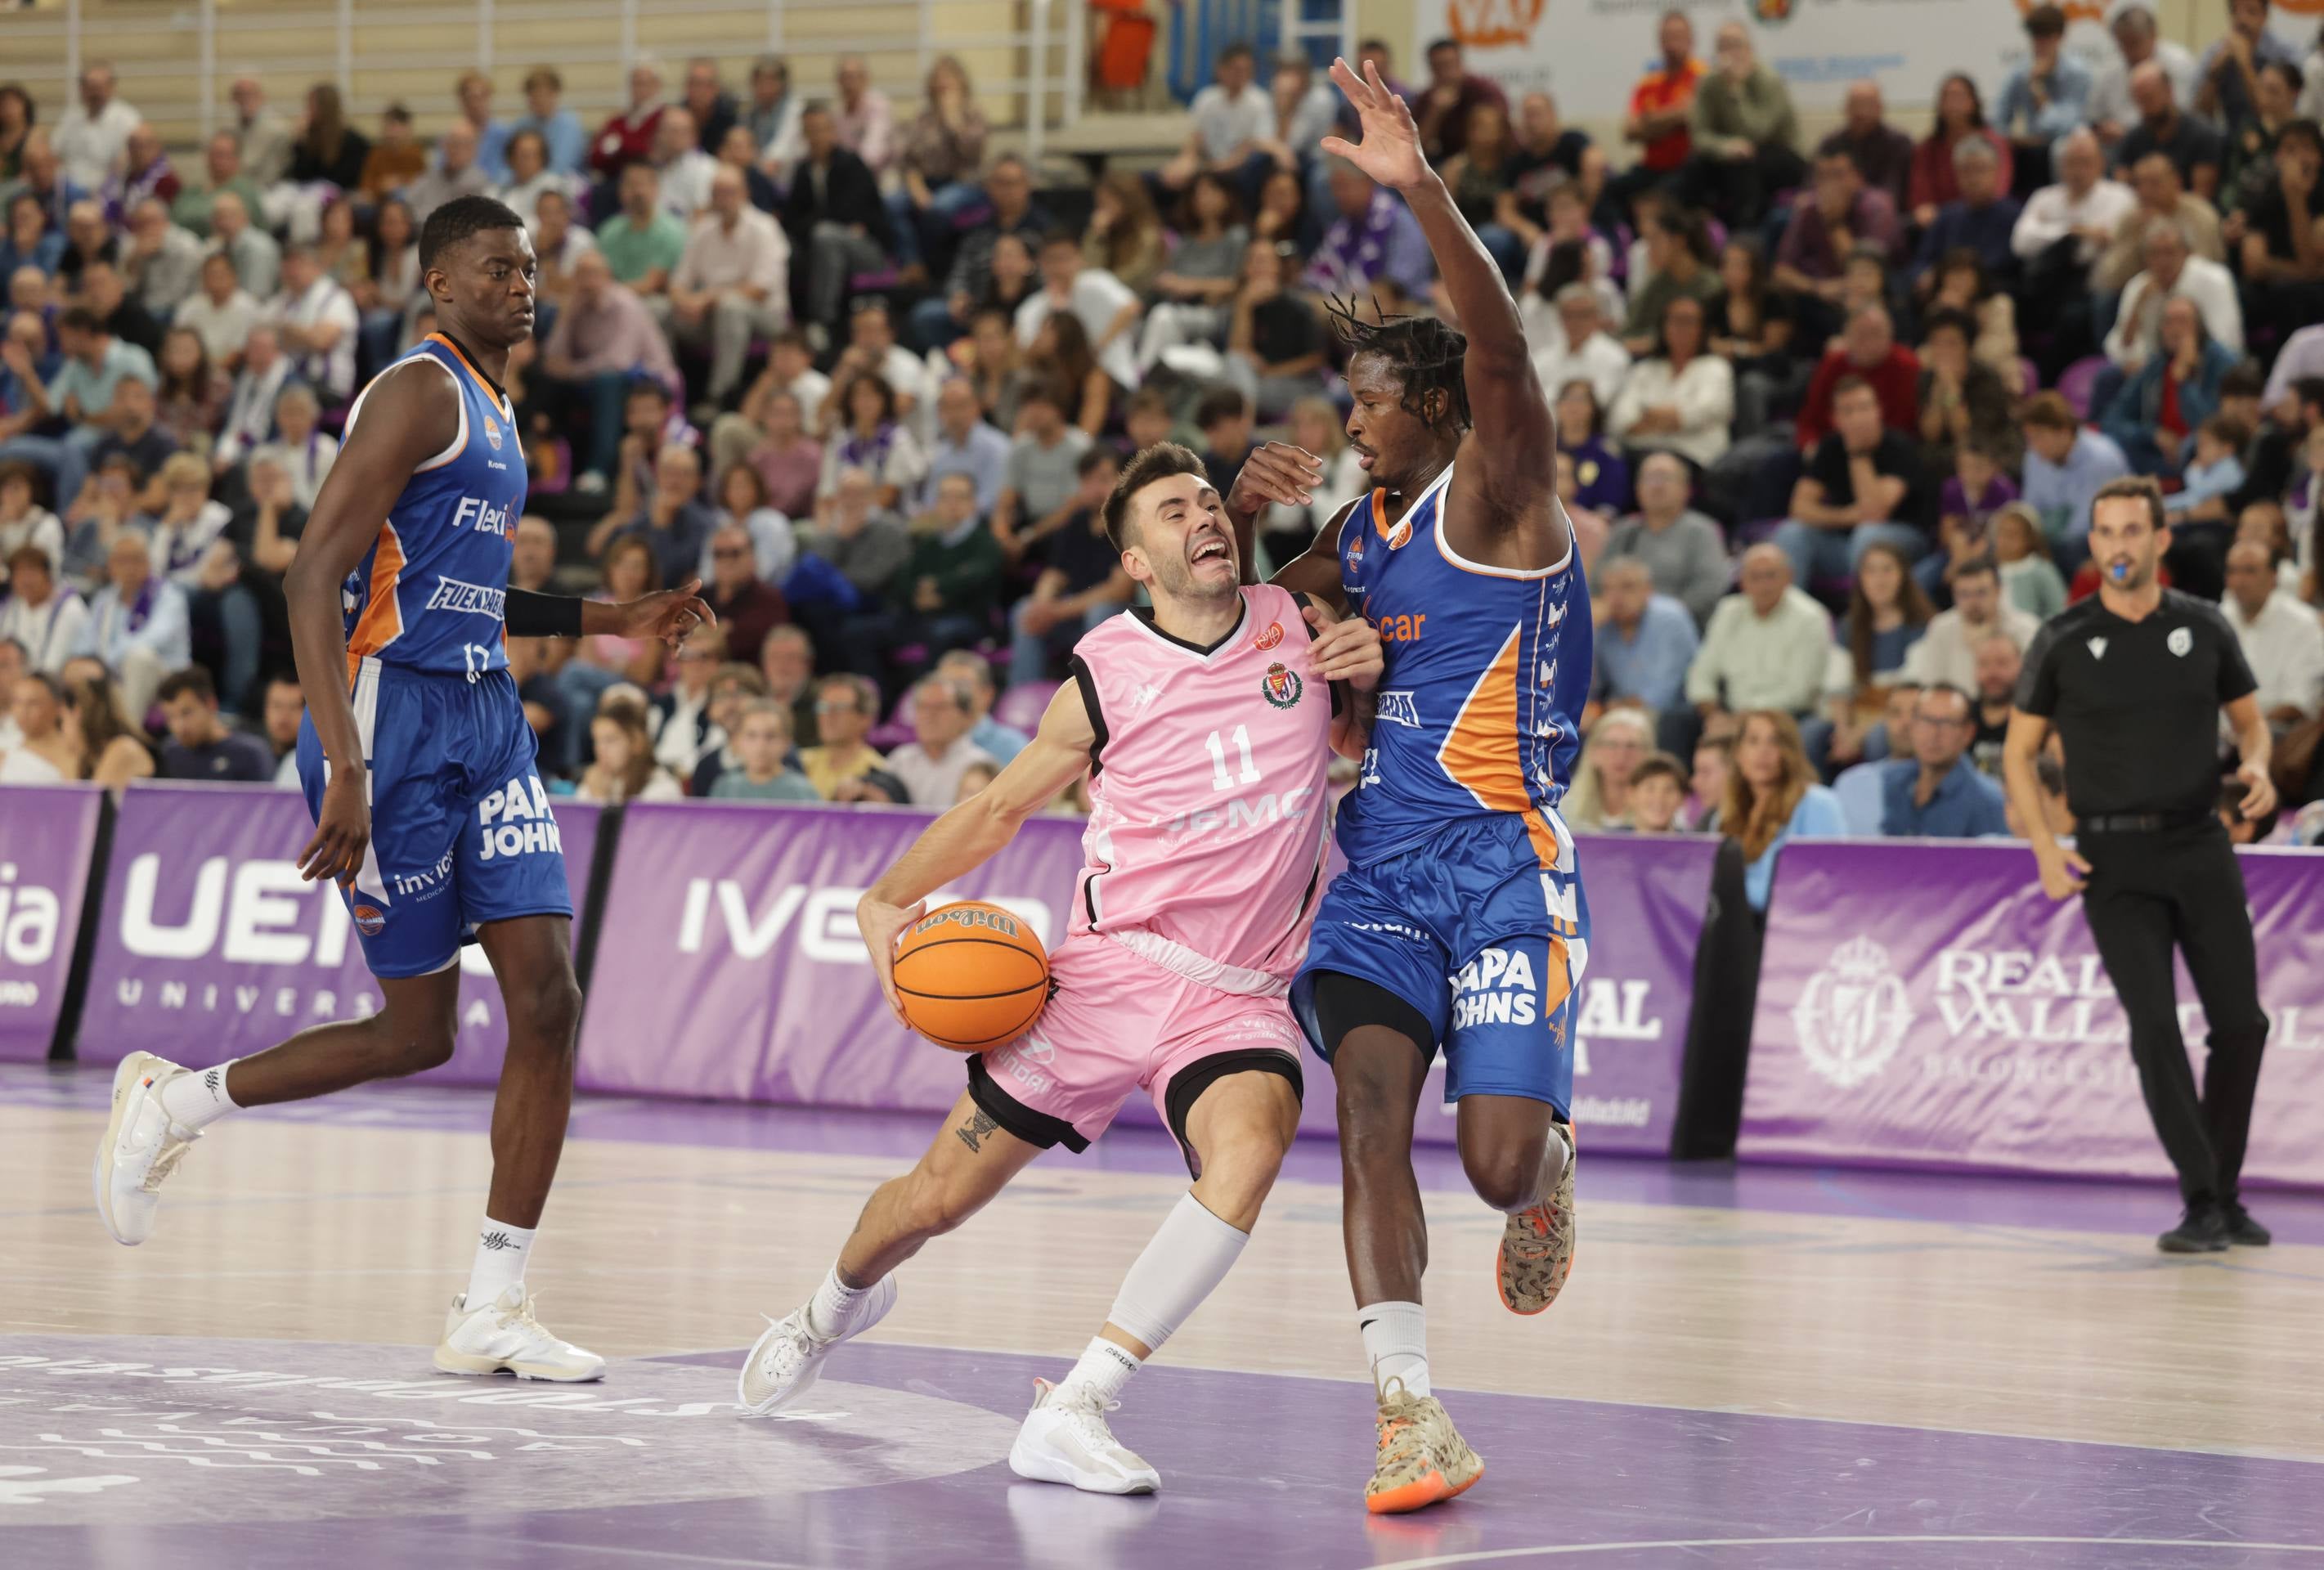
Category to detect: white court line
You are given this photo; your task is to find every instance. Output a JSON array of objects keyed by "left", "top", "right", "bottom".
[{"left": 1375, "top": 1536, "right": 2324, "bottom": 1567}]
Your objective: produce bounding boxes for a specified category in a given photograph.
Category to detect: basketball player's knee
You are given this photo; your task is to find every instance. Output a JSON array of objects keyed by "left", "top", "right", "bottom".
[
  {"left": 1196, "top": 1129, "right": 1287, "bottom": 1218},
  {"left": 373, "top": 1015, "right": 456, "bottom": 1077},
  {"left": 509, "top": 969, "right": 584, "bottom": 1053},
  {"left": 1462, "top": 1138, "right": 1546, "bottom": 1214}
]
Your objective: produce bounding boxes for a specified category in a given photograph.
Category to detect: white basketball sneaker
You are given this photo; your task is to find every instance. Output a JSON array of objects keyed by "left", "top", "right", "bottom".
[
  {"left": 93, "top": 1052, "right": 202, "bottom": 1246},
  {"left": 434, "top": 1285, "right": 606, "bottom": 1382},
  {"left": 736, "top": 1276, "right": 896, "bottom": 1415},
  {"left": 1007, "top": 1378, "right": 1161, "bottom": 1495}
]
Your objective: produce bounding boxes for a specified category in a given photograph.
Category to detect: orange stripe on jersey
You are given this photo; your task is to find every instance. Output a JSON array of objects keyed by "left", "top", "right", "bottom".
[
  {"left": 1438, "top": 622, "right": 1528, "bottom": 814},
  {"left": 426, "top": 333, "right": 508, "bottom": 411},
  {"left": 1370, "top": 488, "right": 1392, "bottom": 539},
  {"left": 344, "top": 521, "right": 406, "bottom": 684}
]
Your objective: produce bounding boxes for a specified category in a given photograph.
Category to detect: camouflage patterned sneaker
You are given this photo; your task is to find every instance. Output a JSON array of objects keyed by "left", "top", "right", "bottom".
[
  {"left": 1364, "top": 1378, "right": 1484, "bottom": 1514},
  {"left": 1496, "top": 1121, "right": 1576, "bottom": 1315}
]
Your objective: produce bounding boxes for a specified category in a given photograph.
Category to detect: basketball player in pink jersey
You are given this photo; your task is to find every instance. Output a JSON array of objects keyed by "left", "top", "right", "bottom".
[
  {"left": 736, "top": 444, "right": 1383, "bottom": 1495},
  {"left": 1223, "top": 60, "right": 1586, "bottom": 1513}
]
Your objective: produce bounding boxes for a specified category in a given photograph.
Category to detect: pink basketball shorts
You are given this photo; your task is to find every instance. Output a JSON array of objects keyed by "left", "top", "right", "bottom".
[{"left": 967, "top": 932, "right": 1304, "bottom": 1175}]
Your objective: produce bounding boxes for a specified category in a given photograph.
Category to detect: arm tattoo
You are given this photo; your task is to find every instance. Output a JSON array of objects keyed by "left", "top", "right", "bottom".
[{"left": 955, "top": 1107, "right": 1002, "bottom": 1154}]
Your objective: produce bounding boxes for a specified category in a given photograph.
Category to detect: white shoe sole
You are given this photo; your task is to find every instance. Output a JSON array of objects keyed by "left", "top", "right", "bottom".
[
  {"left": 92, "top": 1053, "right": 162, "bottom": 1247},
  {"left": 432, "top": 1346, "right": 606, "bottom": 1383},
  {"left": 1007, "top": 1434, "right": 1160, "bottom": 1495},
  {"left": 735, "top": 1276, "right": 896, "bottom": 1416}
]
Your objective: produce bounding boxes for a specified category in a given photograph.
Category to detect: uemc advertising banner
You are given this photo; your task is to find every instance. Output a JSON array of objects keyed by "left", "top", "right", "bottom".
[
  {"left": 579, "top": 803, "right": 1711, "bottom": 1153},
  {"left": 1741, "top": 840, "right": 2324, "bottom": 1186},
  {"left": 76, "top": 783, "right": 599, "bottom": 1085},
  {"left": 0, "top": 785, "right": 105, "bottom": 1061}
]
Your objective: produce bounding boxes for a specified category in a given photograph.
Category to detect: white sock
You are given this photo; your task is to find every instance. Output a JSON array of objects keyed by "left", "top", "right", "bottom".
[
  {"left": 158, "top": 1062, "right": 240, "bottom": 1133},
  {"left": 1057, "top": 1337, "right": 1142, "bottom": 1404},
  {"left": 1098, "top": 1192, "right": 1251, "bottom": 1353},
  {"left": 806, "top": 1264, "right": 872, "bottom": 1339},
  {"left": 1359, "top": 1301, "right": 1429, "bottom": 1397},
  {"left": 462, "top": 1218, "right": 535, "bottom": 1308}
]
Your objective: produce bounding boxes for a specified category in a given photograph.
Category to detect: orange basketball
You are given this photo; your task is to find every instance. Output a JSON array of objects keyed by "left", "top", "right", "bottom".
[{"left": 892, "top": 900, "right": 1051, "bottom": 1052}]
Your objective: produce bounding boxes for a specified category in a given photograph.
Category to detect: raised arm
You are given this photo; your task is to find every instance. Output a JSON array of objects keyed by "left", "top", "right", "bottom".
[
  {"left": 855, "top": 680, "right": 1097, "bottom": 1022},
  {"left": 1321, "top": 59, "right": 1560, "bottom": 526}
]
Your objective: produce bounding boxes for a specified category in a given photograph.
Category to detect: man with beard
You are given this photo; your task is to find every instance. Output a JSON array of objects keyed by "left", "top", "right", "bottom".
[{"left": 2004, "top": 476, "right": 2274, "bottom": 1254}]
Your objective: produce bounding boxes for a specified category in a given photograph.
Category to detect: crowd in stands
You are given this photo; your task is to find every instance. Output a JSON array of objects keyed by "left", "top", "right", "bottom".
[{"left": 6, "top": 14, "right": 2324, "bottom": 884}]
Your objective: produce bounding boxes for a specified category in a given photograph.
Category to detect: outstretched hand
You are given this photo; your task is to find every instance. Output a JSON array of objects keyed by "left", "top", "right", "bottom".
[
  {"left": 612, "top": 579, "right": 718, "bottom": 647},
  {"left": 1319, "top": 57, "right": 1430, "bottom": 192},
  {"left": 1225, "top": 441, "right": 1325, "bottom": 524}
]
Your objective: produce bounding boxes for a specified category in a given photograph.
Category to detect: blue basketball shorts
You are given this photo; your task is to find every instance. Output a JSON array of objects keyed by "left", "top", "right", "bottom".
[
  {"left": 1293, "top": 810, "right": 1589, "bottom": 1115},
  {"left": 297, "top": 656, "right": 572, "bottom": 980}
]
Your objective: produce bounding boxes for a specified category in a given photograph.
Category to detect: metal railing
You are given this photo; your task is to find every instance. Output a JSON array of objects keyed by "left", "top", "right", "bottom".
[{"left": 0, "top": 0, "right": 1090, "bottom": 164}]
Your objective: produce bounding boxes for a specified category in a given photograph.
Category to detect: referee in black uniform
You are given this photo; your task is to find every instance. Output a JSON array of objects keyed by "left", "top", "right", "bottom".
[{"left": 2002, "top": 477, "right": 2276, "bottom": 1255}]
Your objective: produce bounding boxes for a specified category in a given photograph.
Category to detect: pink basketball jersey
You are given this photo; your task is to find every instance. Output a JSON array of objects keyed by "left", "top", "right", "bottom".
[{"left": 1068, "top": 584, "right": 1335, "bottom": 985}]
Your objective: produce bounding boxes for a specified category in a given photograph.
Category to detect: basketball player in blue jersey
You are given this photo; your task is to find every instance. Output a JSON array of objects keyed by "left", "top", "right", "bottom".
[
  {"left": 1226, "top": 61, "right": 1589, "bottom": 1513},
  {"left": 94, "top": 197, "right": 710, "bottom": 1380}
]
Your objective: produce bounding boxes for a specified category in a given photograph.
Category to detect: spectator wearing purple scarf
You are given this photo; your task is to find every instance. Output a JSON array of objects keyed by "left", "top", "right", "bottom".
[{"left": 1304, "top": 159, "right": 1434, "bottom": 300}]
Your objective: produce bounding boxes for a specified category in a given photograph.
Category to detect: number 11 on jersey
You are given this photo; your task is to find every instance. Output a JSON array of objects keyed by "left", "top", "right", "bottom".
[{"left": 1205, "top": 725, "right": 1262, "bottom": 792}]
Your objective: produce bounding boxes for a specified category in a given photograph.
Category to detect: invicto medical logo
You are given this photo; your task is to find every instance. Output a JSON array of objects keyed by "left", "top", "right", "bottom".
[{"left": 1792, "top": 935, "right": 1914, "bottom": 1088}]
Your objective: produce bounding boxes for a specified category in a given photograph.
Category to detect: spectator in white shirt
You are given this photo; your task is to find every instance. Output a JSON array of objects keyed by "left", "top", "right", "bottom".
[
  {"left": 76, "top": 532, "right": 189, "bottom": 716},
  {"left": 2088, "top": 4, "right": 2201, "bottom": 151},
  {"left": 491, "top": 130, "right": 569, "bottom": 229},
  {"left": 1532, "top": 283, "right": 1631, "bottom": 408},
  {"left": 53, "top": 62, "right": 141, "bottom": 193},
  {"left": 1161, "top": 42, "right": 1275, "bottom": 197},
  {"left": 212, "top": 325, "right": 293, "bottom": 469},
  {"left": 657, "top": 166, "right": 790, "bottom": 406},
  {"left": 176, "top": 253, "right": 263, "bottom": 369},
  {"left": 247, "top": 384, "right": 339, "bottom": 510},
  {"left": 0, "top": 463, "right": 65, "bottom": 579},
  {"left": 2012, "top": 128, "right": 2136, "bottom": 276},
  {"left": 884, "top": 675, "right": 998, "bottom": 806},
  {"left": 1607, "top": 294, "right": 1734, "bottom": 469},
  {"left": 2223, "top": 538, "right": 2324, "bottom": 727},
  {"left": 2104, "top": 216, "right": 2244, "bottom": 369},
  {"left": 653, "top": 107, "right": 720, "bottom": 221},
  {"left": 1680, "top": 543, "right": 1836, "bottom": 761},
  {"left": 0, "top": 546, "right": 90, "bottom": 675},
  {"left": 1016, "top": 231, "right": 1143, "bottom": 393},
  {"left": 1902, "top": 554, "right": 2039, "bottom": 689},
  {"left": 267, "top": 244, "right": 360, "bottom": 403}
]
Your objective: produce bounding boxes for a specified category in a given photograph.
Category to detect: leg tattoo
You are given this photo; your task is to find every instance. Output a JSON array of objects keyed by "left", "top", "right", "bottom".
[{"left": 955, "top": 1107, "right": 1001, "bottom": 1154}]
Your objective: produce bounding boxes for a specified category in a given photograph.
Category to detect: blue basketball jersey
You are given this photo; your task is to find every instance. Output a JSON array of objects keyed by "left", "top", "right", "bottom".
[
  {"left": 340, "top": 334, "right": 526, "bottom": 684},
  {"left": 1334, "top": 464, "right": 1592, "bottom": 868}
]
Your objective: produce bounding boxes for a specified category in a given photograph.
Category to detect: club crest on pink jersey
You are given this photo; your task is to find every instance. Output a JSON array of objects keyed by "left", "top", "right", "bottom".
[{"left": 1262, "top": 662, "right": 1303, "bottom": 709}]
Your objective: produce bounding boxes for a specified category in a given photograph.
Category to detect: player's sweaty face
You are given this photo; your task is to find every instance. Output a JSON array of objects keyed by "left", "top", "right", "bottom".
[
  {"left": 1133, "top": 473, "right": 1236, "bottom": 602},
  {"left": 1344, "top": 352, "right": 1445, "bottom": 494},
  {"left": 446, "top": 229, "right": 539, "bottom": 347}
]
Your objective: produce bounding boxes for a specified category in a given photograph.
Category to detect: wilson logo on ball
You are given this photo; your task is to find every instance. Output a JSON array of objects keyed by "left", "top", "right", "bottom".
[{"left": 914, "top": 905, "right": 1021, "bottom": 939}]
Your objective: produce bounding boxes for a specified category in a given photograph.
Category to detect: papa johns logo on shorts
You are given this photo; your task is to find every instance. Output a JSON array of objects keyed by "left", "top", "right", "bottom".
[
  {"left": 1792, "top": 935, "right": 1914, "bottom": 1088},
  {"left": 1262, "top": 662, "right": 1303, "bottom": 709}
]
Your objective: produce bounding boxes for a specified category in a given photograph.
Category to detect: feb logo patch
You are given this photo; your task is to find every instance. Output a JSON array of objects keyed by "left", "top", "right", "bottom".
[
  {"left": 2167, "top": 626, "right": 2193, "bottom": 657},
  {"left": 1252, "top": 621, "right": 1284, "bottom": 652},
  {"left": 352, "top": 904, "right": 387, "bottom": 937},
  {"left": 482, "top": 415, "right": 503, "bottom": 451},
  {"left": 1262, "top": 661, "right": 1303, "bottom": 709},
  {"left": 1346, "top": 530, "right": 1366, "bottom": 567}
]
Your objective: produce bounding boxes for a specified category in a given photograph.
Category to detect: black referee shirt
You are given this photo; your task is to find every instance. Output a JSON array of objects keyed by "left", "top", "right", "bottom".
[{"left": 2014, "top": 590, "right": 2256, "bottom": 818}]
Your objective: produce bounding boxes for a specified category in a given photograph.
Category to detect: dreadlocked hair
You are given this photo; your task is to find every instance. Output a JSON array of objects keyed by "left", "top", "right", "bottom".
[{"left": 1329, "top": 295, "right": 1471, "bottom": 434}]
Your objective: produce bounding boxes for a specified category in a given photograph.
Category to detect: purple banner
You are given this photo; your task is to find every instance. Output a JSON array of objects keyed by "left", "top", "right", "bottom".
[
  {"left": 0, "top": 785, "right": 104, "bottom": 1062},
  {"left": 1741, "top": 840, "right": 2324, "bottom": 1186},
  {"left": 77, "top": 783, "right": 599, "bottom": 1084},
  {"left": 579, "top": 803, "right": 1712, "bottom": 1153}
]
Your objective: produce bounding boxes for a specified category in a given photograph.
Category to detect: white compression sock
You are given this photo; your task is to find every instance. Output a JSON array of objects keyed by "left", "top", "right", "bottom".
[
  {"left": 806, "top": 1264, "right": 873, "bottom": 1339},
  {"left": 1358, "top": 1301, "right": 1429, "bottom": 1397},
  {"left": 1092, "top": 1192, "right": 1251, "bottom": 1358},
  {"left": 463, "top": 1218, "right": 535, "bottom": 1308},
  {"left": 158, "top": 1062, "right": 240, "bottom": 1133},
  {"left": 1057, "top": 1337, "right": 1143, "bottom": 1404}
]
